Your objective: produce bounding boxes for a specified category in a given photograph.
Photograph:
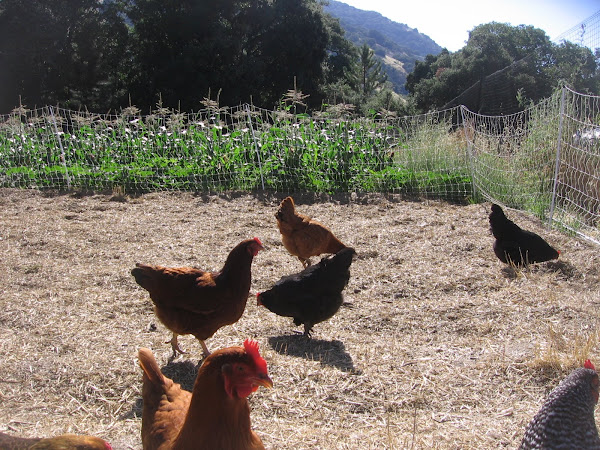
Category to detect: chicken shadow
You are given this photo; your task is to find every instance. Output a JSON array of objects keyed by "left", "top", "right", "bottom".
[
  {"left": 120, "top": 358, "right": 199, "bottom": 421},
  {"left": 159, "top": 359, "right": 200, "bottom": 391},
  {"left": 501, "top": 259, "right": 579, "bottom": 280},
  {"left": 268, "top": 334, "right": 360, "bottom": 374}
]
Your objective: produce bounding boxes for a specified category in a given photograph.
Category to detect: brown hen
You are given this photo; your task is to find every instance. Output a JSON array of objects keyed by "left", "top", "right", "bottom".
[
  {"left": 275, "top": 196, "right": 346, "bottom": 267},
  {"left": 131, "top": 238, "right": 263, "bottom": 357},
  {"left": 138, "top": 340, "right": 272, "bottom": 450},
  {"left": 0, "top": 432, "right": 111, "bottom": 449}
]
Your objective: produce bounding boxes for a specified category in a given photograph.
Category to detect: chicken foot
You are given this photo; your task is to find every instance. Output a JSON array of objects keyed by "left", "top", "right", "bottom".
[
  {"left": 166, "top": 333, "right": 187, "bottom": 357},
  {"left": 198, "top": 339, "right": 211, "bottom": 358}
]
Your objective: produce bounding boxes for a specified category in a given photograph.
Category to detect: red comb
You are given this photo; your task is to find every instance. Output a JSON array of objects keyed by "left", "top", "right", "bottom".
[
  {"left": 254, "top": 237, "right": 263, "bottom": 246},
  {"left": 243, "top": 339, "right": 268, "bottom": 373},
  {"left": 585, "top": 359, "right": 596, "bottom": 370}
]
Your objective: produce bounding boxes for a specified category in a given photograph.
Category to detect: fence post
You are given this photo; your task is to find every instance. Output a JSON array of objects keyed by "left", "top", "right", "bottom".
[
  {"left": 460, "top": 105, "right": 477, "bottom": 198},
  {"left": 48, "top": 106, "right": 71, "bottom": 189},
  {"left": 548, "top": 86, "right": 565, "bottom": 228},
  {"left": 245, "top": 104, "right": 265, "bottom": 191}
]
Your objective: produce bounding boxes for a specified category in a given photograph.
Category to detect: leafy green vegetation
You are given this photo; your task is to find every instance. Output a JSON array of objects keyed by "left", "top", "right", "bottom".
[{"left": 0, "top": 106, "right": 472, "bottom": 198}]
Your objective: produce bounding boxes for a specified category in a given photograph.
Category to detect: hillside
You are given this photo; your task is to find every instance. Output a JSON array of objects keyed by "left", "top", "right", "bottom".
[{"left": 324, "top": 1, "right": 443, "bottom": 94}]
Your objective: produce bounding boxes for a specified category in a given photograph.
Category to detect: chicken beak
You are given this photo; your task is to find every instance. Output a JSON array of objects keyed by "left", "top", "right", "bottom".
[
  {"left": 256, "top": 293, "right": 263, "bottom": 306},
  {"left": 254, "top": 373, "right": 273, "bottom": 389},
  {"left": 251, "top": 238, "right": 264, "bottom": 256}
]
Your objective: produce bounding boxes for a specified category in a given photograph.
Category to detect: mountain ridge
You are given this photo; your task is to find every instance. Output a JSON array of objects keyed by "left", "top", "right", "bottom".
[{"left": 323, "top": 1, "right": 443, "bottom": 94}]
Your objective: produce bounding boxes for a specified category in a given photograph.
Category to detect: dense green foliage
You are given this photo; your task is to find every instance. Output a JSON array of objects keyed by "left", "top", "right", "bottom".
[
  {"left": 0, "top": 0, "right": 346, "bottom": 113},
  {"left": 0, "top": 0, "right": 130, "bottom": 113},
  {"left": 1, "top": 1, "right": 598, "bottom": 118},
  {"left": 126, "top": 0, "right": 331, "bottom": 111},
  {"left": 0, "top": 105, "right": 471, "bottom": 198},
  {"left": 1, "top": 0, "right": 401, "bottom": 115},
  {"left": 405, "top": 22, "right": 600, "bottom": 113}
]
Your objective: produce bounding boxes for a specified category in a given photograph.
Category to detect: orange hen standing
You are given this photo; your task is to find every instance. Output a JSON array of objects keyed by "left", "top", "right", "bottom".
[
  {"left": 275, "top": 196, "right": 346, "bottom": 267},
  {"left": 138, "top": 340, "right": 273, "bottom": 450},
  {"left": 131, "top": 238, "right": 264, "bottom": 357}
]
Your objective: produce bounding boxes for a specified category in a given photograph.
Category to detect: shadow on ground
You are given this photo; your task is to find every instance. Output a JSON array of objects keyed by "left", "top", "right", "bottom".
[{"left": 268, "top": 334, "right": 360, "bottom": 374}]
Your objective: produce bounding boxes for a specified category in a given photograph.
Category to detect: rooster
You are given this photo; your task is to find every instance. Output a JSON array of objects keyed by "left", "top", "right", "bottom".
[
  {"left": 0, "top": 432, "right": 112, "bottom": 449},
  {"left": 138, "top": 340, "right": 273, "bottom": 450},
  {"left": 132, "top": 238, "right": 264, "bottom": 357},
  {"left": 275, "top": 196, "right": 346, "bottom": 267},
  {"left": 257, "top": 247, "right": 355, "bottom": 337},
  {"left": 519, "top": 360, "right": 600, "bottom": 449},
  {"left": 489, "top": 204, "right": 559, "bottom": 266}
]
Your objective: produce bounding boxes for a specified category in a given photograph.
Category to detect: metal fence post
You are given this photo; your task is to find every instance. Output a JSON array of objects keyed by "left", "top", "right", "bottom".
[
  {"left": 548, "top": 86, "right": 565, "bottom": 228},
  {"left": 48, "top": 106, "right": 72, "bottom": 189},
  {"left": 245, "top": 104, "right": 265, "bottom": 191},
  {"left": 460, "top": 105, "right": 477, "bottom": 198}
]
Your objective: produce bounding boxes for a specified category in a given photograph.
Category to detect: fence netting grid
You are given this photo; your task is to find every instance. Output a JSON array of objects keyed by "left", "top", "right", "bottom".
[
  {"left": 0, "top": 104, "right": 471, "bottom": 200},
  {"left": 1, "top": 87, "right": 600, "bottom": 243}
]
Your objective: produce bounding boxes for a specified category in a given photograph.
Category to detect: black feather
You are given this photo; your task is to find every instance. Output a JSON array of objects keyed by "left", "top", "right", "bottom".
[
  {"left": 489, "top": 204, "right": 559, "bottom": 265},
  {"left": 519, "top": 367, "right": 600, "bottom": 449},
  {"left": 258, "top": 247, "right": 356, "bottom": 336}
]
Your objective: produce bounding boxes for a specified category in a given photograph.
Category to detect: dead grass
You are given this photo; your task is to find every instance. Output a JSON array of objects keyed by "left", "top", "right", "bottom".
[{"left": 0, "top": 188, "right": 599, "bottom": 449}]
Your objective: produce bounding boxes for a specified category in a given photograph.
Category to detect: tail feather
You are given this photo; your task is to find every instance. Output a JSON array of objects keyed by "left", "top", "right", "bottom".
[{"left": 138, "top": 348, "right": 166, "bottom": 387}]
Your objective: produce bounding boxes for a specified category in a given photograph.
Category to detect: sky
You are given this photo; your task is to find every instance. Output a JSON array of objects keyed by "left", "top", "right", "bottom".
[{"left": 339, "top": 0, "right": 600, "bottom": 52}]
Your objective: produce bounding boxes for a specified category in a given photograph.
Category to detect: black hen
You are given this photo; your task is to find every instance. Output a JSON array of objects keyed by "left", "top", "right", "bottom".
[
  {"left": 489, "top": 204, "right": 559, "bottom": 265},
  {"left": 257, "top": 247, "right": 355, "bottom": 336},
  {"left": 519, "top": 360, "right": 600, "bottom": 449}
]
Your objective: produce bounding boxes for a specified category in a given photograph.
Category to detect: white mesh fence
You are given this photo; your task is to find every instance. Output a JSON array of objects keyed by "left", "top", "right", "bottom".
[
  {"left": 1, "top": 90, "right": 600, "bottom": 243},
  {"left": 554, "top": 9, "right": 600, "bottom": 50},
  {"left": 0, "top": 104, "right": 471, "bottom": 200},
  {"left": 549, "top": 88, "right": 600, "bottom": 242},
  {"left": 461, "top": 92, "right": 561, "bottom": 213},
  {"left": 462, "top": 87, "right": 600, "bottom": 244}
]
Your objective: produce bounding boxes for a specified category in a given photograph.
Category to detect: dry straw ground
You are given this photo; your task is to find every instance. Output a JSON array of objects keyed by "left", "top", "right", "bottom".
[{"left": 0, "top": 188, "right": 599, "bottom": 449}]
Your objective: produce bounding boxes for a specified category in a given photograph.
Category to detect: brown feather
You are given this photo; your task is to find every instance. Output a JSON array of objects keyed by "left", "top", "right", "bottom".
[
  {"left": 139, "top": 344, "right": 271, "bottom": 450},
  {"left": 131, "top": 238, "right": 263, "bottom": 354},
  {"left": 275, "top": 197, "right": 346, "bottom": 267}
]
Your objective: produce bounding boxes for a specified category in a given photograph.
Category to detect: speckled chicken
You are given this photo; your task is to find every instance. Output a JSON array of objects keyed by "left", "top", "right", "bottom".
[
  {"left": 489, "top": 203, "right": 559, "bottom": 266},
  {"left": 519, "top": 360, "right": 600, "bottom": 449}
]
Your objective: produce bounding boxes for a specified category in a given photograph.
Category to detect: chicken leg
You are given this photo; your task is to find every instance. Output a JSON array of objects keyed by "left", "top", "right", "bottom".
[
  {"left": 198, "top": 339, "right": 210, "bottom": 357},
  {"left": 167, "top": 333, "right": 211, "bottom": 358},
  {"left": 167, "top": 333, "right": 187, "bottom": 357}
]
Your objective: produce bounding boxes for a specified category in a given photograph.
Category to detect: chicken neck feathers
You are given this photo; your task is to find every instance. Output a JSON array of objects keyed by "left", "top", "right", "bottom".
[{"left": 139, "top": 346, "right": 266, "bottom": 450}]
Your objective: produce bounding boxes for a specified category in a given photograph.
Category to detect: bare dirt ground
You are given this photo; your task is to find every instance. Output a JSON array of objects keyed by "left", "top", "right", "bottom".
[{"left": 0, "top": 188, "right": 599, "bottom": 449}]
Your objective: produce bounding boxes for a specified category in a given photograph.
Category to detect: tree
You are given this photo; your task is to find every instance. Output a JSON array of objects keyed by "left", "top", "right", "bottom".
[
  {"left": 321, "top": 12, "right": 357, "bottom": 86},
  {"left": 0, "top": 0, "right": 129, "bottom": 113},
  {"left": 548, "top": 41, "right": 599, "bottom": 94},
  {"left": 125, "top": 0, "right": 332, "bottom": 111},
  {"left": 405, "top": 22, "right": 599, "bottom": 113},
  {"left": 354, "top": 43, "right": 388, "bottom": 99}
]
